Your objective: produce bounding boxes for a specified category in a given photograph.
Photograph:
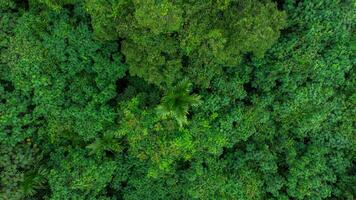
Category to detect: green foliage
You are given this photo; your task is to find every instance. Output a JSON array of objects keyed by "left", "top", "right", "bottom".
[
  {"left": 0, "top": 0, "right": 16, "bottom": 10},
  {"left": 85, "top": 0, "right": 286, "bottom": 87},
  {"left": 87, "top": 133, "right": 122, "bottom": 155},
  {"left": 48, "top": 149, "right": 117, "bottom": 199},
  {"left": 0, "top": 143, "right": 45, "bottom": 200},
  {"left": 0, "top": 0, "right": 355, "bottom": 200},
  {"left": 21, "top": 168, "right": 47, "bottom": 197},
  {"left": 157, "top": 80, "right": 202, "bottom": 126}
]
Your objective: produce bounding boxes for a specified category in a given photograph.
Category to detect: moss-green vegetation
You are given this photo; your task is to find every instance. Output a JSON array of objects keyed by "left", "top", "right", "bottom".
[{"left": 0, "top": 0, "right": 355, "bottom": 199}]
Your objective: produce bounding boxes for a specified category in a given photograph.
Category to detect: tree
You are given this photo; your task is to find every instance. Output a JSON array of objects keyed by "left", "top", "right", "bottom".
[
  {"left": 0, "top": 0, "right": 354, "bottom": 199},
  {"left": 157, "top": 80, "right": 202, "bottom": 127},
  {"left": 85, "top": 0, "right": 286, "bottom": 87}
]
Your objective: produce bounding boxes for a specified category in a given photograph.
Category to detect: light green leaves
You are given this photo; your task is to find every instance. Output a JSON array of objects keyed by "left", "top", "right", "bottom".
[
  {"left": 85, "top": 0, "right": 286, "bottom": 87},
  {"left": 133, "top": 0, "right": 183, "bottom": 34}
]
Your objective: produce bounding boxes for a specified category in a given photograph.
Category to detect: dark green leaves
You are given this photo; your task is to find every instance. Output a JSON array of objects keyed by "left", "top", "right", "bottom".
[
  {"left": 157, "top": 80, "right": 202, "bottom": 126},
  {"left": 0, "top": 0, "right": 354, "bottom": 199}
]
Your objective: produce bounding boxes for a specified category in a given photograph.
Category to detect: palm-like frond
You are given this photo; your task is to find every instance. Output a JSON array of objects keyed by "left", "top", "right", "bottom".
[
  {"left": 87, "top": 133, "right": 121, "bottom": 155},
  {"left": 157, "top": 80, "right": 202, "bottom": 126},
  {"left": 21, "top": 168, "right": 47, "bottom": 197}
]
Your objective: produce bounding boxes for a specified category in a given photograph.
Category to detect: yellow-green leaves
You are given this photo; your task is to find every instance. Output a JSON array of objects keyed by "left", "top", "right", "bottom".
[
  {"left": 85, "top": 0, "right": 286, "bottom": 87},
  {"left": 133, "top": 0, "right": 183, "bottom": 34}
]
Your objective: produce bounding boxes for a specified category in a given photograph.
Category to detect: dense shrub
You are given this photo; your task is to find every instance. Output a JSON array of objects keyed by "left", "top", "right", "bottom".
[{"left": 0, "top": 0, "right": 355, "bottom": 199}]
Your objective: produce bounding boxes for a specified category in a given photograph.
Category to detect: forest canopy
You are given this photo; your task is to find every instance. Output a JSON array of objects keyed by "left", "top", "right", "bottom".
[{"left": 0, "top": 0, "right": 355, "bottom": 199}]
